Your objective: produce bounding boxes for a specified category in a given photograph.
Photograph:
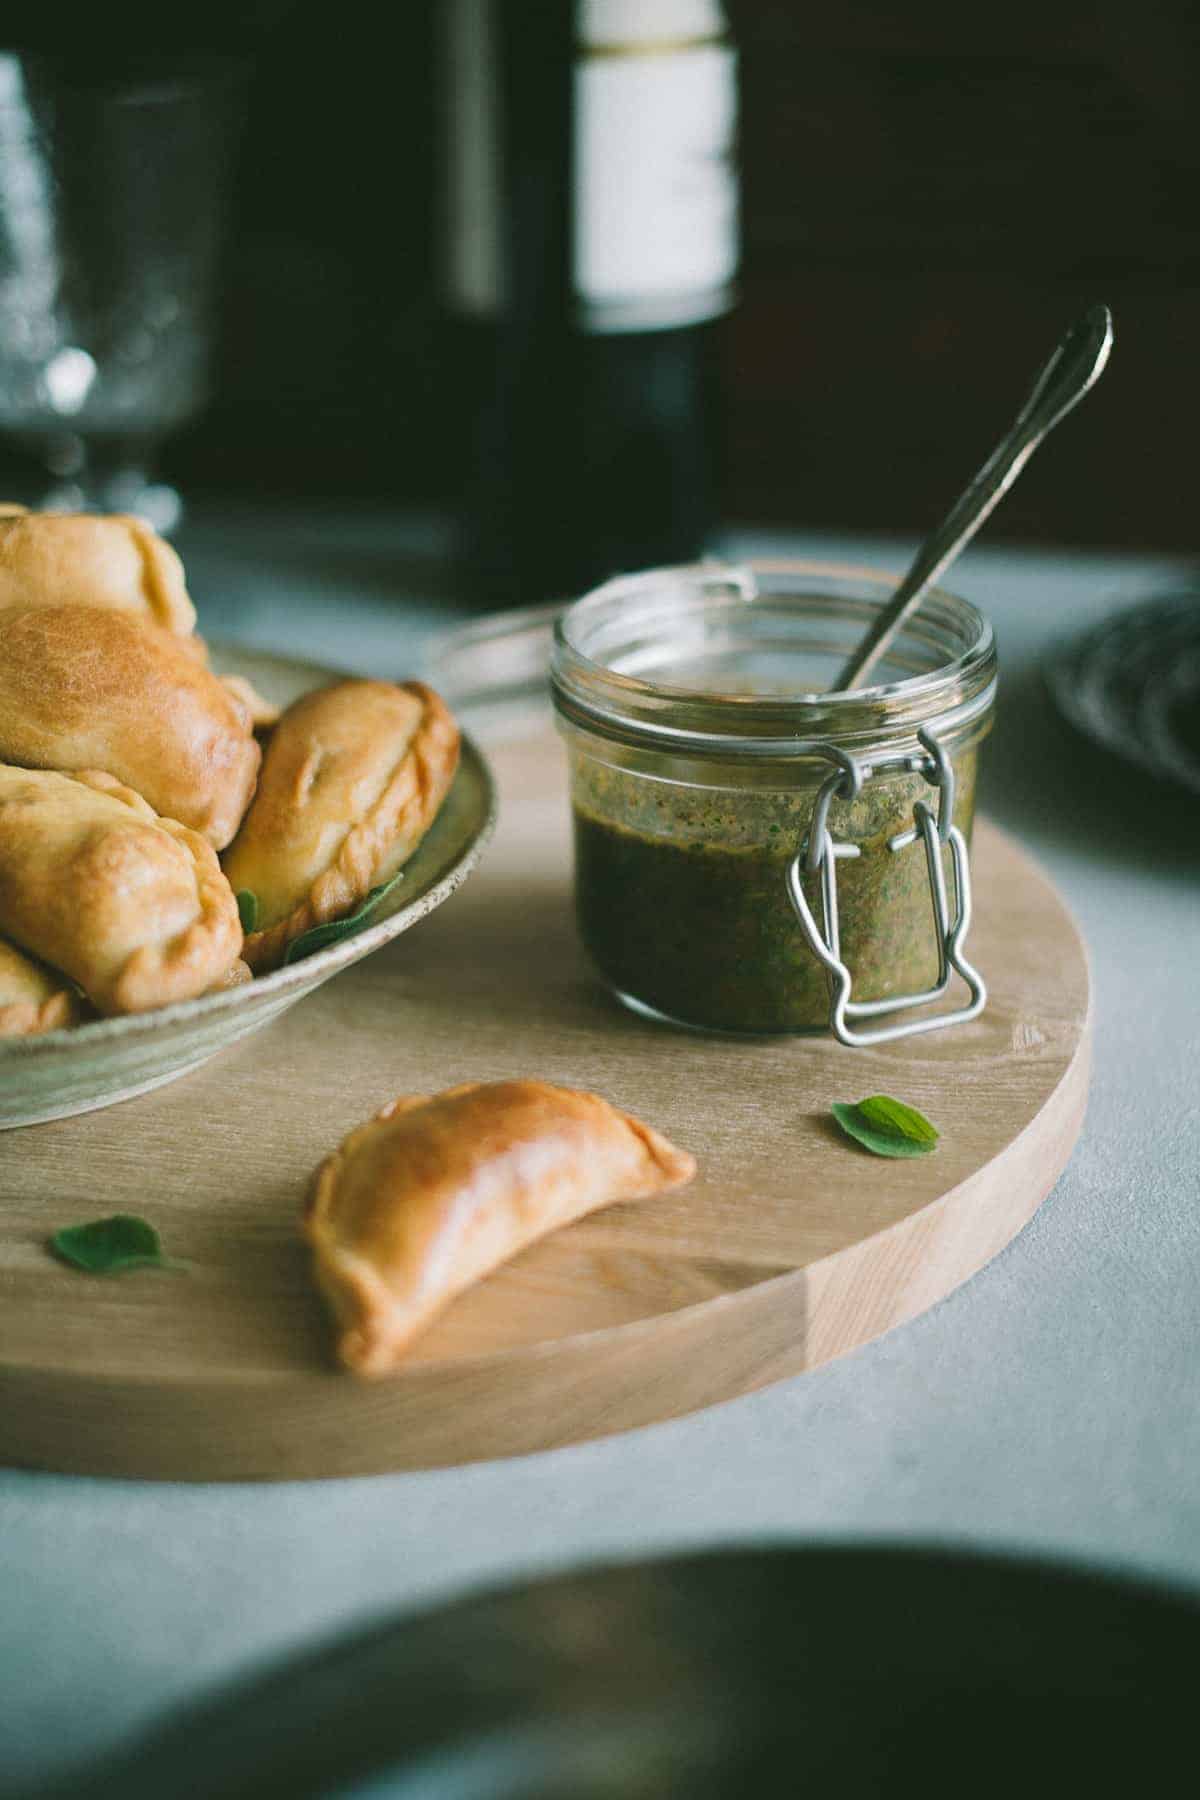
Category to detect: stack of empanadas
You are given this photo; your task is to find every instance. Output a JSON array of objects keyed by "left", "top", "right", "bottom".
[{"left": 0, "top": 507, "right": 461, "bottom": 1036}]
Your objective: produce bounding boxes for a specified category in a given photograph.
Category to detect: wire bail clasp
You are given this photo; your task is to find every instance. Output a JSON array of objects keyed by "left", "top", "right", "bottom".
[{"left": 787, "top": 728, "right": 987, "bottom": 1047}]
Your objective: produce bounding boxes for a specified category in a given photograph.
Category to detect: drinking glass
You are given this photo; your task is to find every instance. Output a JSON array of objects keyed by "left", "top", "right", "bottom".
[{"left": 0, "top": 52, "right": 246, "bottom": 531}]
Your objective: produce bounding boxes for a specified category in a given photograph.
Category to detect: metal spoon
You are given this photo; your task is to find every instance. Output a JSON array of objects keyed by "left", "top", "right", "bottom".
[{"left": 832, "top": 303, "right": 1114, "bottom": 692}]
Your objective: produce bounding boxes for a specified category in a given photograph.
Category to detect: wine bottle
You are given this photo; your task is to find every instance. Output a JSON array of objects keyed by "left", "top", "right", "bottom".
[{"left": 442, "top": 0, "right": 739, "bottom": 607}]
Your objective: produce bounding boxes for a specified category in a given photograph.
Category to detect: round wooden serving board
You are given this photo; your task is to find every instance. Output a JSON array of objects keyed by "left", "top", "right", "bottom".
[{"left": 0, "top": 730, "right": 1090, "bottom": 1481}]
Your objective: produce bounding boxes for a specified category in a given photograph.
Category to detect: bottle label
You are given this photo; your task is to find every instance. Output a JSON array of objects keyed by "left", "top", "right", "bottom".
[
  {"left": 574, "top": 39, "right": 738, "bottom": 332},
  {"left": 444, "top": 1, "right": 738, "bottom": 331}
]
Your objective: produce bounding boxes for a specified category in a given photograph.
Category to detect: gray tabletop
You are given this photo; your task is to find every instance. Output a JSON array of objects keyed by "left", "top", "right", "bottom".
[{"left": 3, "top": 511, "right": 1197, "bottom": 1794}]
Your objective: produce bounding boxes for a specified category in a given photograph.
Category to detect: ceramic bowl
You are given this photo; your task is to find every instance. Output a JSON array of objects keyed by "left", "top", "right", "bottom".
[{"left": 0, "top": 646, "right": 496, "bottom": 1129}]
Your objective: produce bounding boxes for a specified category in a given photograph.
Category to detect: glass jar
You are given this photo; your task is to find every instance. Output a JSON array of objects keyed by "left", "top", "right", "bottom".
[{"left": 550, "top": 560, "right": 997, "bottom": 1042}]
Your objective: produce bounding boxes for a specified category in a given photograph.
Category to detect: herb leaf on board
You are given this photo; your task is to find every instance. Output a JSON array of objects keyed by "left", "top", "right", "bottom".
[
  {"left": 282, "top": 868, "right": 407, "bottom": 966},
  {"left": 831, "top": 1095, "right": 940, "bottom": 1158},
  {"left": 236, "top": 890, "right": 259, "bottom": 933},
  {"left": 49, "top": 1214, "right": 178, "bottom": 1274}
]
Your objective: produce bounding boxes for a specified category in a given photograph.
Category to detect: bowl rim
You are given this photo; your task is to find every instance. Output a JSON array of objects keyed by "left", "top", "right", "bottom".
[{"left": 0, "top": 732, "right": 497, "bottom": 1061}]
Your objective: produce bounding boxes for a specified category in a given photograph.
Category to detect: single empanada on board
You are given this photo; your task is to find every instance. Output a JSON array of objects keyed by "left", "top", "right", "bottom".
[
  {"left": 0, "top": 766, "right": 243, "bottom": 1016},
  {"left": 0, "top": 604, "right": 261, "bottom": 849},
  {"left": 304, "top": 1079, "right": 697, "bottom": 1376},
  {"left": 0, "top": 937, "right": 80, "bottom": 1037},
  {"left": 0, "top": 506, "right": 196, "bottom": 634},
  {"left": 222, "top": 679, "right": 460, "bottom": 971}
]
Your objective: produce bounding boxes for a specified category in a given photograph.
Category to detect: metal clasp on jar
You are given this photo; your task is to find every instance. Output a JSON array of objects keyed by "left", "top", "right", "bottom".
[{"left": 786, "top": 727, "right": 987, "bottom": 1047}]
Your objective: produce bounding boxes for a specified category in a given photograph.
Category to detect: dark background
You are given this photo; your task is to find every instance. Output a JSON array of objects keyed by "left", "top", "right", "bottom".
[{"left": 8, "top": 1, "right": 1200, "bottom": 549}]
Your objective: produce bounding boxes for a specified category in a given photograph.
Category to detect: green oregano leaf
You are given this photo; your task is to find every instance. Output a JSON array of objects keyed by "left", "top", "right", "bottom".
[
  {"left": 282, "top": 867, "right": 407, "bottom": 966},
  {"left": 831, "top": 1095, "right": 940, "bottom": 1158},
  {"left": 236, "top": 890, "right": 259, "bottom": 933},
  {"left": 49, "top": 1214, "right": 179, "bottom": 1274},
  {"left": 857, "top": 1095, "right": 939, "bottom": 1145}
]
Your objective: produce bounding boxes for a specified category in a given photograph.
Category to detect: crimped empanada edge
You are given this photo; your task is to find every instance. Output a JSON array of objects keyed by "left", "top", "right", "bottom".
[
  {"left": 305, "top": 1142, "right": 411, "bottom": 1375},
  {"left": 124, "top": 514, "right": 198, "bottom": 636}
]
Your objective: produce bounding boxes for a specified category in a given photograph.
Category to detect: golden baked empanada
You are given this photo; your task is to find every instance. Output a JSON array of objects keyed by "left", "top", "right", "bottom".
[
  {"left": 0, "top": 766, "right": 242, "bottom": 1015},
  {"left": 305, "top": 1079, "right": 697, "bottom": 1375},
  {"left": 222, "top": 679, "right": 460, "bottom": 971},
  {"left": 0, "top": 937, "right": 79, "bottom": 1037},
  {"left": 0, "top": 605, "right": 260, "bottom": 849},
  {"left": 0, "top": 506, "right": 196, "bottom": 634}
]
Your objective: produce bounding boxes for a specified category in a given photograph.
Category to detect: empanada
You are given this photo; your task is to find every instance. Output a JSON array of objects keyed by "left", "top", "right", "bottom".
[
  {"left": 0, "top": 766, "right": 243, "bottom": 1015},
  {"left": 0, "top": 605, "right": 261, "bottom": 849},
  {"left": 222, "top": 679, "right": 460, "bottom": 971},
  {"left": 305, "top": 1079, "right": 697, "bottom": 1375},
  {"left": 0, "top": 937, "right": 79, "bottom": 1037},
  {"left": 0, "top": 506, "right": 196, "bottom": 634}
]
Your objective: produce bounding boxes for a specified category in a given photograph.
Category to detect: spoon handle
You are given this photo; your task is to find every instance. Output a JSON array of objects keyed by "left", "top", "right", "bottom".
[{"left": 833, "top": 303, "right": 1114, "bottom": 692}]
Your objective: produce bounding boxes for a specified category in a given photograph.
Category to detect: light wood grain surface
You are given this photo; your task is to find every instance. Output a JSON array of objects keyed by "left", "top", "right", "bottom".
[{"left": 0, "top": 731, "right": 1090, "bottom": 1480}]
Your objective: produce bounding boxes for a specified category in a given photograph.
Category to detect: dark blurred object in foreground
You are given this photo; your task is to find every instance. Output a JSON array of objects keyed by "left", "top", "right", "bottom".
[{"left": 55, "top": 1545, "right": 1200, "bottom": 1797}]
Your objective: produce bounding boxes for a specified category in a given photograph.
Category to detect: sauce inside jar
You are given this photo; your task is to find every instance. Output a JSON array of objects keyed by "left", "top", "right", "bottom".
[{"left": 570, "top": 748, "right": 979, "bottom": 1032}]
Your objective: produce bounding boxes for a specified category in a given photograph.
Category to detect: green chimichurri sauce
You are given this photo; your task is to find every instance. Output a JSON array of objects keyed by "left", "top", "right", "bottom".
[{"left": 570, "top": 748, "right": 979, "bottom": 1033}]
